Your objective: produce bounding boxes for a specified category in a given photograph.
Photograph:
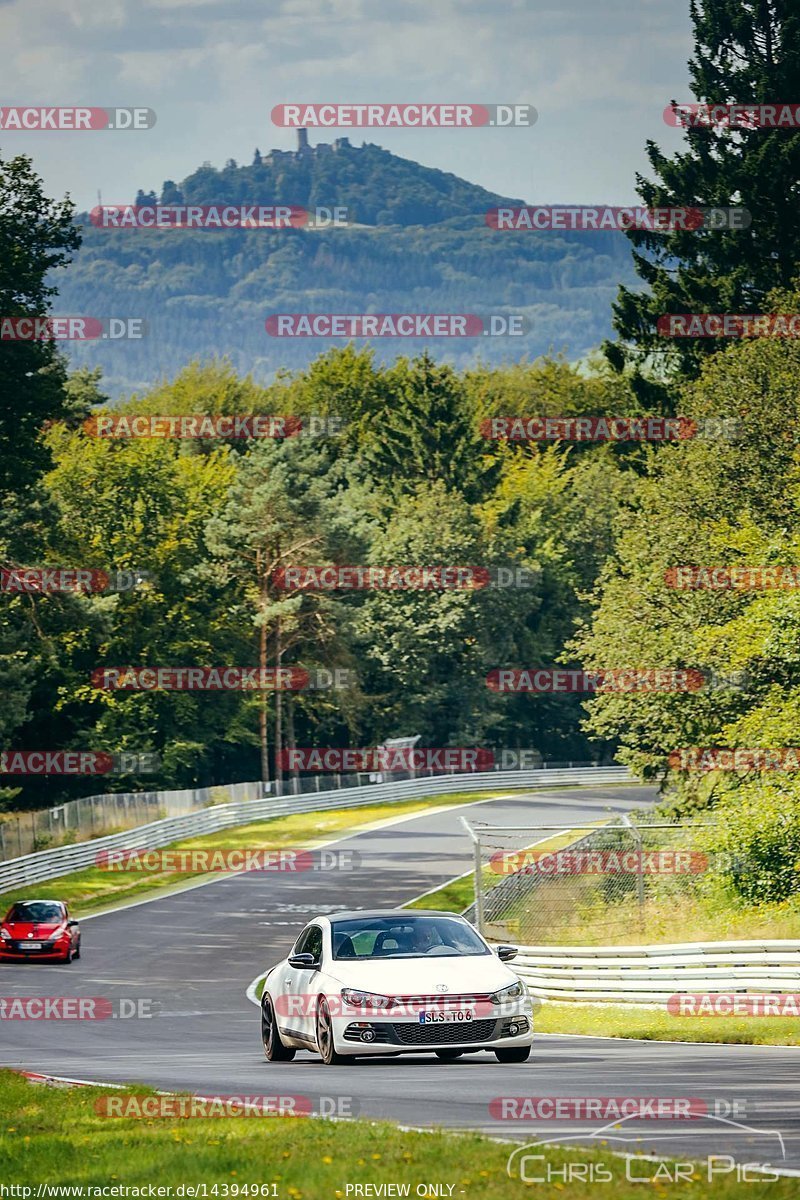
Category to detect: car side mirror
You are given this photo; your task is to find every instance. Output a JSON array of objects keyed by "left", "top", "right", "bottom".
[
  {"left": 288, "top": 952, "right": 318, "bottom": 969},
  {"left": 496, "top": 945, "right": 518, "bottom": 962},
  {"left": 67, "top": 920, "right": 79, "bottom": 927}
]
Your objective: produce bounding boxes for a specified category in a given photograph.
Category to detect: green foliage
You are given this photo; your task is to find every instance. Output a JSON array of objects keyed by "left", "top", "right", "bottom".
[
  {"left": 709, "top": 780, "right": 800, "bottom": 904},
  {"left": 0, "top": 152, "right": 80, "bottom": 495},
  {"left": 609, "top": 0, "right": 800, "bottom": 396}
]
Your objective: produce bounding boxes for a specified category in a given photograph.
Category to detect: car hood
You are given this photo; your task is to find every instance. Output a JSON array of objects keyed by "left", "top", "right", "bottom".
[
  {"left": 3, "top": 922, "right": 64, "bottom": 938},
  {"left": 326, "top": 954, "right": 517, "bottom": 995}
]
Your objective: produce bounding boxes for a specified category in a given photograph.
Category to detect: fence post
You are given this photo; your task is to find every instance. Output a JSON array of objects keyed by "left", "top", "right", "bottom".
[
  {"left": 460, "top": 816, "right": 485, "bottom": 935},
  {"left": 621, "top": 813, "right": 645, "bottom": 932}
]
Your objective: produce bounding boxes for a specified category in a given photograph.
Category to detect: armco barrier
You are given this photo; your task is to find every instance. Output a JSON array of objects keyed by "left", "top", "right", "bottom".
[
  {"left": 511, "top": 941, "right": 800, "bottom": 1004},
  {"left": 0, "top": 766, "right": 632, "bottom": 893}
]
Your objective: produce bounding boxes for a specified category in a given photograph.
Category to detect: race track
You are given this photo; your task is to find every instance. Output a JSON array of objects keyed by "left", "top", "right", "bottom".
[{"left": 2, "top": 784, "right": 799, "bottom": 1173}]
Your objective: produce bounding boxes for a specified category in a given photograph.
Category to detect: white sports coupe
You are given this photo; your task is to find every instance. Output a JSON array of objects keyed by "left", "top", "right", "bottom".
[{"left": 260, "top": 909, "right": 533, "bottom": 1065}]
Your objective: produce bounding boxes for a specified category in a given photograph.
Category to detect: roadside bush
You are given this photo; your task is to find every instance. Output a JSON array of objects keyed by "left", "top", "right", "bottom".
[{"left": 709, "top": 781, "right": 800, "bottom": 905}]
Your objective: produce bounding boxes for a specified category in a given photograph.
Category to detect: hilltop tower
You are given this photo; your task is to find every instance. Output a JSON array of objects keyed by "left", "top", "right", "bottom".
[{"left": 297, "top": 128, "right": 310, "bottom": 153}]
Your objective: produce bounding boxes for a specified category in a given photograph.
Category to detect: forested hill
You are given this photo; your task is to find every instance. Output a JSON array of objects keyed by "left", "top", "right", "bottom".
[
  {"left": 151, "top": 138, "right": 525, "bottom": 226},
  {"left": 57, "top": 138, "right": 637, "bottom": 397}
]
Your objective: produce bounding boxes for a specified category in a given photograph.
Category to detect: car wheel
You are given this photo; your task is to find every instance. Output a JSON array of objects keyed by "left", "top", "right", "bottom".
[
  {"left": 316, "top": 997, "right": 346, "bottom": 1066},
  {"left": 494, "top": 1045, "right": 531, "bottom": 1063},
  {"left": 62, "top": 945, "right": 73, "bottom": 964},
  {"left": 261, "top": 994, "right": 295, "bottom": 1062},
  {"left": 434, "top": 1050, "right": 463, "bottom": 1061},
  {"left": 73, "top": 939, "right": 81, "bottom": 960}
]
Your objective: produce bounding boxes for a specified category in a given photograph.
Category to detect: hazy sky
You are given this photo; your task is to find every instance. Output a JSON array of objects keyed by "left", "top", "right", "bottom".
[{"left": 1, "top": 0, "right": 694, "bottom": 211}]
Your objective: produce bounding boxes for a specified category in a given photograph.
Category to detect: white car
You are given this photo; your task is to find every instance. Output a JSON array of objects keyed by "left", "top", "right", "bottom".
[{"left": 260, "top": 909, "right": 533, "bottom": 1065}]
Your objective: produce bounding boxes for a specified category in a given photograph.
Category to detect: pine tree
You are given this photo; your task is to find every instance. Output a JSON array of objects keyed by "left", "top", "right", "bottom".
[
  {"left": 607, "top": 0, "right": 800, "bottom": 404},
  {"left": 362, "top": 352, "right": 496, "bottom": 501}
]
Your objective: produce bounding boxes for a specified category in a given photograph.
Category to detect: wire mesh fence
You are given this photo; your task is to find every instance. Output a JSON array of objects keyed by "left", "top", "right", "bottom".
[
  {"left": 463, "top": 812, "right": 723, "bottom": 945},
  {"left": 0, "top": 782, "right": 263, "bottom": 862}
]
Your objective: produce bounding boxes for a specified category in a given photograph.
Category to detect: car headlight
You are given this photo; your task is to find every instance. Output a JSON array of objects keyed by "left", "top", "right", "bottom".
[
  {"left": 340, "top": 988, "right": 394, "bottom": 1010},
  {"left": 0, "top": 929, "right": 10, "bottom": 941},
  {"left": 490, "top": 980, "right": 526, "bottom": 1004}
]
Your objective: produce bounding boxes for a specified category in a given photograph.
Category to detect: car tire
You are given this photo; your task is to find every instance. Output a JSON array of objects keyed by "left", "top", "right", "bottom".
[
  {"left": 434, "top": 1050, "right": 463, "bottom": 1061},
  {"left": 62, "top": 945, "right": 73, "bottom": 964},
  {"left": 261, "top": 994, "right": 295, "bottom": 1062},
  {"left": 316, "top": 997, "right": 346, "bottom": 1066},
  {"left": 73, "top": 940, "right": 81, "bottom": 960},
  {"left": 494, "top": 1045, "right": 531, "bottom": 1063}
]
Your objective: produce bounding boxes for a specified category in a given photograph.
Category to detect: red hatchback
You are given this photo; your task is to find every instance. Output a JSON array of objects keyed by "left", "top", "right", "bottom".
[{"left": 0, "top": 900, "right": 81, "bottom": 963}]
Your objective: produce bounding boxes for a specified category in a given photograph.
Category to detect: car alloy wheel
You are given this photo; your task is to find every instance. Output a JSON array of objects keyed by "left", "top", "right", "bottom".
[
  {"left": 261, "top": 994, "right": 295, "bottom": 1061},
  {"left": 316, "top": 997, "right": 346, "bottom": 1065}
]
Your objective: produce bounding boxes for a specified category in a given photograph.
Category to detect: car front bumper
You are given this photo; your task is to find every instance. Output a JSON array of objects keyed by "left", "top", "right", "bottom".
[
  {"left": 332, "top": 1001, "right": 533, "bottom": 1056},
  {"left": 0, "top": 939, "right": 71, "bottom": 961}
]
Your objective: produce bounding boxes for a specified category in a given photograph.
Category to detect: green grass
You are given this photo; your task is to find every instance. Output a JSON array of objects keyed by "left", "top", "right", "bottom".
[
  {"left": 406, "top": 872, "right": 475, "bottom": 912},
  {"left": 538, "top": 1002, "right": 800, "bottom": 1046},
  {"left": 1, "top": 1070, "right": 792, "bottom": 1196},
  {"left": 0, "top": 791, "right": 505, "bottom": 916},
  {"left": 548, "top": 892, "right": 800, "bottom": 946}
]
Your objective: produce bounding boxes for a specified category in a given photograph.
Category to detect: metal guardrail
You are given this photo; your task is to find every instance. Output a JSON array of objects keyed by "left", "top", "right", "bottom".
[
  {"left": 511, "top": 941, "right": 800, "bottom": 1004},
  {"left": 0, "top": 766, "right": 633, "bottom": 894}
]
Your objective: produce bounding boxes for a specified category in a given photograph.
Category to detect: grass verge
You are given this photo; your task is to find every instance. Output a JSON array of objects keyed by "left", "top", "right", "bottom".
[
  {"left": 0, "top": 791, "right": 504, "bottom": 917},
  {"left": 545, "top": 892, "right": 800, "bottom": 945},
  {"left": 401, "top": 827, "right": 800, "bottom": 1048},
  {"left": 1, "top": 1071, "right": 792, "bottom": 1195},
  {"left": 536, "top": 1002, "right": 800, "bottom": 1046}
]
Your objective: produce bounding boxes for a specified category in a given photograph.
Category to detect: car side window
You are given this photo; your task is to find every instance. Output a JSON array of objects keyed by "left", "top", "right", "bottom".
[
  {"left": 292, "top": 927, "right": 311, "bottom": 955},
  {"left": 304, "top": 925, "right": 323, "bottom": 963}
]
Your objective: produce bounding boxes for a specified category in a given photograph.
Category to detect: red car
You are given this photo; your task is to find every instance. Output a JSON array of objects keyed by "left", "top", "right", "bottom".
[{"left": 0, "top": 900, "right": 81, "bottom": 963}]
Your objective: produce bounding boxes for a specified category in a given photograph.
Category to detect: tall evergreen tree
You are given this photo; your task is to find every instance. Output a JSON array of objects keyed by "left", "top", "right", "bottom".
[
  {"left": 363, "top": 352, "right": 495, "bottom": 501},
  {"left": 607, "top": 0, "right": 800, "bottom": 405},
  {"left": 0, "top": 152, "right": 80, "bottom": 498}
]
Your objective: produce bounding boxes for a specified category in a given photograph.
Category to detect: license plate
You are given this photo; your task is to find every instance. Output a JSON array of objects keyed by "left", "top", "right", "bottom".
[
  {"left": 23, "top": 943, "right": 41, "bottom": 950},
  {"left": 419, "top": 1010, "right": 474, "bottom": 1024}
]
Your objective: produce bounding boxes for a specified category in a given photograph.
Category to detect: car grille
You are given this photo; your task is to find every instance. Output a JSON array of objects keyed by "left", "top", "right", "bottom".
[{"left": 392, "top": 1019, "right": 497, "bottom": 1045}]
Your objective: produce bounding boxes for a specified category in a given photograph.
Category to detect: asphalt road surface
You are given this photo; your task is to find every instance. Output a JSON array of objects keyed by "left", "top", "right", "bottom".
[{"left": 2, "top": 784, "right": 799, "bottom": 1175}]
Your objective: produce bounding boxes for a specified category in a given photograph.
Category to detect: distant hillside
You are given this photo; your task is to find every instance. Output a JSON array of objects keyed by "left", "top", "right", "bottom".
[
  {"left": 55, "top": 137, "right": 637, "bottom": 396},
  {"left": 161, "top": 136, "right": 525, "bottom": 226}
]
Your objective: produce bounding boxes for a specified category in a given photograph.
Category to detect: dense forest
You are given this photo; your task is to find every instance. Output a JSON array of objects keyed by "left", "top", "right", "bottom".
[{"left": 3, "top": 0, "right": 800, "bottom": 916}]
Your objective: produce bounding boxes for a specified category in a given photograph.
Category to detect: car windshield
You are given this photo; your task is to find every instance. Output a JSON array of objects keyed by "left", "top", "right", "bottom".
[
  {"left": 6, "top": 902, "right": 64, "bottom": 924},
  {"left": 331, "top": 915, "right": 490, "bottom": 960}
]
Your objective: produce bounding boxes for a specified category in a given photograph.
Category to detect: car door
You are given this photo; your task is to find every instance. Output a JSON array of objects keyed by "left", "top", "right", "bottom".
[
  {"left": 290, "top": 924, "right": 324, "bottom": 1043},
  {"left": 276, "top": 926, "right": 311, "bottom": 1038}
]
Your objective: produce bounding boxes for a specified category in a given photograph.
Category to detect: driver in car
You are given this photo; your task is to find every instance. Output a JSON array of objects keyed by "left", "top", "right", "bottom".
[{"left": 406, "top": 923, "right": 439, "bottom": 954}]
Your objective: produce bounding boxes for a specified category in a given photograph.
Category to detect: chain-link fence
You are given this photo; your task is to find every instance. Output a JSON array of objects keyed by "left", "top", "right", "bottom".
[
  {"left": 463, "top": 812, "right": 722, "bottom": 945},
  {"left": 0, "top": 782, "right": 265, "bottom": 862}
]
